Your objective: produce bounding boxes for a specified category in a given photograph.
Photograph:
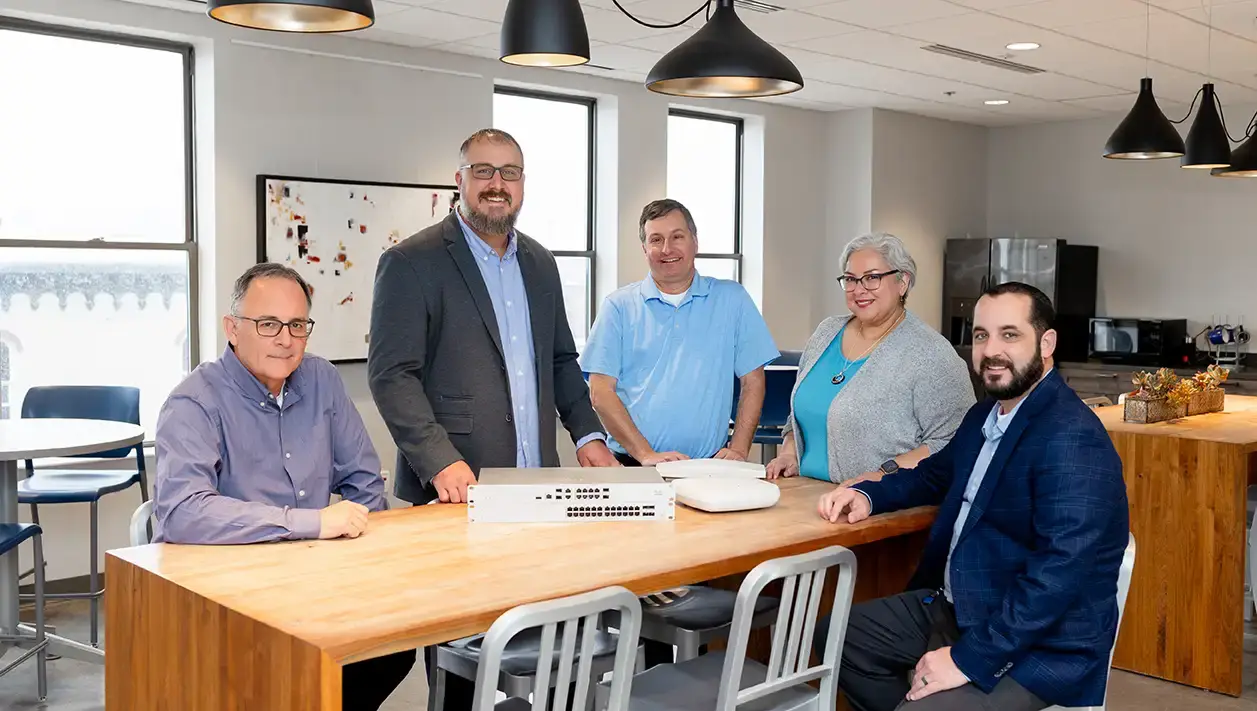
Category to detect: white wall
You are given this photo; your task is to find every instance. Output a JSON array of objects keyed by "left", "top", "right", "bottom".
[
  {"left": 987, "top": 111, "right": 1257, "bottom": 333},
  {"left": 1, "top": 0, "right": 829, "bottom": 582}
]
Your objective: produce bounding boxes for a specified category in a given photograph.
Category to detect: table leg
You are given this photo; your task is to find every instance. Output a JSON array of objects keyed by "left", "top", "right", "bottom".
[{"left": 1, "top": 459, "right": 18, "bottom": 640}]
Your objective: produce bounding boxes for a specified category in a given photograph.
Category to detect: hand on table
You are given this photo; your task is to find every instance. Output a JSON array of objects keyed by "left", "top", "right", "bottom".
[
  {"left": 817, "top": 487, "right": 871, "bottom": 524},
  {"left": 839, "top": 470, "right": 884, "bottom": 488},
  {"left": 713, "top": 447, "right": 748, "bottom": 461},
  {"left": 906, "top": 647, "right": 968, "bottom": 702},
  {"left": 319, "top": 500, "right": 369, "bottom": 539},
  {"left": 433, "top": 460, "right": 477, "bottom": 503},
  {"left": 640, "top": 451, "right": 688, "bottom": 466},
  {"left": 577, "top": 440, "right": 622, "bottom": 467},
  {"left": 765, "top": 455, "right": 798, "bottom": 480}
]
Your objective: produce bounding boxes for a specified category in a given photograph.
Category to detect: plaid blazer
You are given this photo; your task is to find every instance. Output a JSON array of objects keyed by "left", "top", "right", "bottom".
[{"left": 854, "top": 368, "right": 1130, "bottom": 707}]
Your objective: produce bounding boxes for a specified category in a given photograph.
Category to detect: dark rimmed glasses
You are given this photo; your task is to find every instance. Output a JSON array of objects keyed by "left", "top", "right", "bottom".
[
  {"left": 459, "top": 163, "right": 524, "bottom": 181},
  {"left": 235, "top": 316, "right": 315, "bottom": 339},
  {"left": 837, "top": 269, "right": 901, "bottom": 292}
]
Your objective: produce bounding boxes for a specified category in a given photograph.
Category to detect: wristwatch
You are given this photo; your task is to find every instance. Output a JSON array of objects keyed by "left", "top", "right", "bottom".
[{"left": 879, "top": 459, "right": 899, "bottom": 475}]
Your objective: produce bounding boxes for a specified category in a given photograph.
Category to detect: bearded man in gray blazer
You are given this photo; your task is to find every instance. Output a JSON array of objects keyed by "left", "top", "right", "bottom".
[{"left": 368, "top": 128, "right": 618, "bottom": 509}]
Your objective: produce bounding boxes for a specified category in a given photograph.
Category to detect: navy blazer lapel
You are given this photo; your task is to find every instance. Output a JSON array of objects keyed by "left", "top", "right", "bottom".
[
  {"left": 516, "top": 236, "right": 552, "bottom": 367},
  {"left": 953, "top": 370, "right": 1063, "bottom": 549},
  {"left": 443, "top": 214, "right": 506, "bottom": 363}
]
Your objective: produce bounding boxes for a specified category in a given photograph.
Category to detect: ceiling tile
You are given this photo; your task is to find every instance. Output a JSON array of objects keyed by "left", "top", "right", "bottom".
[
  {"left": 357, "top": 27, "right": 447, "bottom": 48},
  {"left": 740, "top": 10, "right": 865, "bottom": 43},
  {"left": 990, "top": 0, "right": 1152, "bottom": 30},
  {"left": 580, "top": 6, "right": 665, "bottom": 43},
  {"left": 944, "top": 0, "right": 1041, "bottom": 8},
  {"left": 886, "top": 11, "right": 1041, "bottom": 45},
  {"left": 378, "top": 8, "right": 502, "bottom": 41},
  {"left": 1169, "top": 0, "right": 1257, "bottom": 43},
  {"left": 587, "top": 43, "right": 662, "bottom": 72},
  {"left": 419, "top": 0, "right": 506, "bottom": 21},
  {"left": 804, "top": 0, "right": 971, "bottom": 28}
]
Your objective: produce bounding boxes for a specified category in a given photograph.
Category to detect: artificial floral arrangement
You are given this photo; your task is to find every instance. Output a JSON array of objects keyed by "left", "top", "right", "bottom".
[{"left": 1123, "top": 365, "right": 1228, "bottom": 423}]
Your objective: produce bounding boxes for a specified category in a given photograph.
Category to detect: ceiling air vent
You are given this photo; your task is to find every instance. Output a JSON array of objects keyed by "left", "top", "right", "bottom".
[
  {"left": 735, "top": 0, "right": 785, "bottom": 13},
  {"left": 921, "top": 44, "right": 1045, "bottom": 74}
]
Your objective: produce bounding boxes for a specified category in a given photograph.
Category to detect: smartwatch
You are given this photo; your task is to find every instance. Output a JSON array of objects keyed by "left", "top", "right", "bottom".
[{"left": 879, "top": 459, "right": 899, "bottom": 475}]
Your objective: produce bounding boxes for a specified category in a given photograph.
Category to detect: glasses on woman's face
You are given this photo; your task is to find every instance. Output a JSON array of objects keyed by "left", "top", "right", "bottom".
[
  {"left": 460, "top": 163, "right": 524, "bottom": 181},
  {"left": 236, "top": 316, "right": 315, "bottom": 339},
  {"left": 837, "top": 269, "right": 901, "bottom": 292}
]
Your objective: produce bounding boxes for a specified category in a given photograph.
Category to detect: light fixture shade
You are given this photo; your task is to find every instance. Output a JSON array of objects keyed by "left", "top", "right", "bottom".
[
  {"left": 207, "top": 0, "right": 373, "bottom": 32},
  {"left": 500, "top": 0, "right": 590, "bottom": 67},
  {"left": 1182, "top": 83, "right": 1231, "bottom": 169},
  {"left": 1211, "top": 134, "right": 1257, "bottom": 177},
  {"left": 645, "top": 0, "right": 803, "bottom": 98},
  {"left": 1103, "top": 78, "right": 1184, "bottom": 159}
]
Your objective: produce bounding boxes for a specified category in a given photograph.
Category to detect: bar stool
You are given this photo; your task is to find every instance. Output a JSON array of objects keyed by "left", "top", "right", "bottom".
[{"left": 0, "top": 523, "right": 48, "bottom": 702}]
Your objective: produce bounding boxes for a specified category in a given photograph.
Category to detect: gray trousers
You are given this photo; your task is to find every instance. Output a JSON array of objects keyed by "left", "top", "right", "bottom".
[{"left": 815, "top": 590, "right": 1047, "bottom": 711}]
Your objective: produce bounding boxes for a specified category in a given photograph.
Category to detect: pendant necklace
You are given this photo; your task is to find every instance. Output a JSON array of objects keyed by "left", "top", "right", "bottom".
[{"left": 832, "top": 310, "right": 906, "bottom": 385}]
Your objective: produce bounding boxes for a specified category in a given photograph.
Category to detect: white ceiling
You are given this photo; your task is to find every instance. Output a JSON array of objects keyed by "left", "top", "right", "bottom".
[{"left": 126, "top": 0, "right": 1257, "bottom": 126}]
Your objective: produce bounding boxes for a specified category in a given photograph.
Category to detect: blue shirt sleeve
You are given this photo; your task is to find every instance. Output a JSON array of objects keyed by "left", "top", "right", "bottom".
[
  {"left": 326, "top": 362, "right": 388, "bottom": 512},
  {"left": 733, "top": 286, "right": 780, "bottom": 378},
  {"left": 579, "top": 296, "right": 624, "bottom": 378}
]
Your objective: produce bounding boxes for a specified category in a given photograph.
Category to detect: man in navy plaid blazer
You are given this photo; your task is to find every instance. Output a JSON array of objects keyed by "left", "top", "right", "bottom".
[{"left": 815, "top": 281, "right": 1130, "bottom": 711}]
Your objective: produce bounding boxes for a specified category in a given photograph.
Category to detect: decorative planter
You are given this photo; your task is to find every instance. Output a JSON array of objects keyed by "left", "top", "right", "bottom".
[
  {"left": 1123, "top": 397, "right": 1187, "bottom": 424},
  {"left": 1187, "top": 389, "right": 1225, "bottom": 416}
]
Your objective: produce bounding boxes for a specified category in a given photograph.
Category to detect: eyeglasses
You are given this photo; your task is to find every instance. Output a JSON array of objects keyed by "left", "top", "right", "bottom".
[
  {"left": 235, "top": 316, "right": 315, "bottom": 338},
  {"left": 837, "top": 270, "right": 901, "bottom": 292},
  {"left": 459, "top": 163, "right": 524, "bottom": 181}
]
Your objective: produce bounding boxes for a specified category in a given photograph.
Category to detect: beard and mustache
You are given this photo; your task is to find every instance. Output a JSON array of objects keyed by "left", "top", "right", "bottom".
[
  {"left": 459, "top": 188, "right": 521, "bottom": 235},
  {"left": 978, "top": 344, "right": 1045, "bottom": 400}
]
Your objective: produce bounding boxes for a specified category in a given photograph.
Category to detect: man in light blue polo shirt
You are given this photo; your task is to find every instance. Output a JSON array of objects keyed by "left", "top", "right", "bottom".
[{"left": 581, "top": 199, "right": 779, "bottom": 466}]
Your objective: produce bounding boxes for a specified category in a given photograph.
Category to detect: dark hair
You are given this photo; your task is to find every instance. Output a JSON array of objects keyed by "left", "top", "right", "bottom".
[
  {"left": 981, "top": 281, "right": 1055, "bottom": 337},
  {"left": 231, "top": 263, "right": 312, "bottom": 314},
  {"left": 638, "top": 199, "right": 697, "bottom": 243},
  {"left": 459, "top": 128, "right": 523, "bottom": 163}
]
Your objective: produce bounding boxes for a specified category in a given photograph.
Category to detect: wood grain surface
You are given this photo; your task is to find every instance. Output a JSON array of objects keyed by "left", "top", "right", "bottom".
[{"left": 1096, "top": 394, "right": 1257, "bottom": 449}]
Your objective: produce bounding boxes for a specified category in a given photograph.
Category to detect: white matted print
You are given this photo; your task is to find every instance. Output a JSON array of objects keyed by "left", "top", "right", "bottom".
[{"left": 257, "top": 175, "right": 458, "bottom": 362}]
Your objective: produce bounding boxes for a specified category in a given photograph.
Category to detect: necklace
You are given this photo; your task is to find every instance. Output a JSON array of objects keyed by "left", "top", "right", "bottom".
[{"left": 832, "top": 309, "right": 906, "bottom": 385}]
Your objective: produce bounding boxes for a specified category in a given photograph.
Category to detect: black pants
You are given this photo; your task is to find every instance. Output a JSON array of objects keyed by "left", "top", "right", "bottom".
[
  {"left": 815, "top": 591, "right": 1047, "bottom": 711},
  {"left": 342, "top": 648, "right": 417, "bottom": 711}
]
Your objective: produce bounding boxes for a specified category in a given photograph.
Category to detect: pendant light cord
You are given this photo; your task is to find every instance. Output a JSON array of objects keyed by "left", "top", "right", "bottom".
[
  {"left": 1167, "top": 87, "right": 1203, "bottom": 124},
  {"left": 610, "top": 0, "right": 712, "bottom": 29}
]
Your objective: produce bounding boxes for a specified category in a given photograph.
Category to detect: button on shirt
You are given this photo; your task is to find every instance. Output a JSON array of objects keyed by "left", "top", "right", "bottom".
[
  {"left": 152, "top": 346, "right": 386, "bottom": 544},
  {"left": 943, "top": 397, "right": 1026, "bottom": 602},
  {"left": 580, "top": 274, "right": 779, "bottom": 459},
  {"left": 456, "top": 213, "right": 603, "bottom": 465}
]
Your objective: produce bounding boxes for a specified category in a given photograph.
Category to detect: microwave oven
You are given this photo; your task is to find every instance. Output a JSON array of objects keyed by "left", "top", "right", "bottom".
[{"left": 1088, "top": 318, "right": 1190, "bottom": 366}]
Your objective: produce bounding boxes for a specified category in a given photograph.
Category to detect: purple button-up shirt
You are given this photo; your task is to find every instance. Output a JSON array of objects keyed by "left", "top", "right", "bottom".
[{"left": 152, "top": 346, "right": 386, "bottom": 544}]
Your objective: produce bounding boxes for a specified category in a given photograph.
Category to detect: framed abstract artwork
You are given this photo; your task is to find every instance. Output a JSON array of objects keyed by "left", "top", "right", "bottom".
[{"left": 256, "top": 174, "right": 459, "bottom": 363}]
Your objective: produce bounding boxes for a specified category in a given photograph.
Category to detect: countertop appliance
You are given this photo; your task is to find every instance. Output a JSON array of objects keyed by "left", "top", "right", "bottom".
[
  {"left": 943, "top": 238, "right": 1099, "bottom": 397},
  {"left": 1089, "top": 317, "right": 1190, "bottom": 366}
]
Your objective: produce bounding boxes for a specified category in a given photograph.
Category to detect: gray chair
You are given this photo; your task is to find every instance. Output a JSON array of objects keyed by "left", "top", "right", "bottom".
[
  {"left": 129, "top": 499, "right": 155, "bottom": 546},
  {"left": 464, "top": 586, "right": 643, "bottom": 711},
  {"left": 0, "top": 523, "right": 48, "bottom": 703},
  {"left": 598, "top": 545, "right": 858, "bottom": 711},
  {"left": 433, "top": 587, "right": 643, "bottom": 711},
  {"left": 610, "top": 585, "right": 779, "bottom": 664}
]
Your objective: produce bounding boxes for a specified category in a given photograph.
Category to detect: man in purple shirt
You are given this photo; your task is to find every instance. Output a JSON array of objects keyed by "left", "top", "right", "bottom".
[{"left": 153, "top": 263, "right": 414, "bottom": 711}]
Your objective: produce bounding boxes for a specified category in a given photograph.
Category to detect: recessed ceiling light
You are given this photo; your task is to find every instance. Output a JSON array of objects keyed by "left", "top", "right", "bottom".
[
  {"left": 1006, "top": 42, "right": 1040, "bottom": 51},
  {"left": 985, "top": 99, "right": 1010, "bottom": 106}
]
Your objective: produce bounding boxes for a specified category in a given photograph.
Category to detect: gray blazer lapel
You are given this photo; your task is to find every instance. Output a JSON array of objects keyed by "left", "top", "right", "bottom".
[{"left": 443, "top": 214, "right": 506, "bottom": 362}]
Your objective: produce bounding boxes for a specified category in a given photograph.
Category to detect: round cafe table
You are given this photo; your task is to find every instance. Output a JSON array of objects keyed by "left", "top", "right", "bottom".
[{"left": 0, "top": 418, "right": 145, "bottom": 665}]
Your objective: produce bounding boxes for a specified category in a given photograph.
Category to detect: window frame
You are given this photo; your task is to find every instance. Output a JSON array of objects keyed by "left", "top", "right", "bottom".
[
  {"left": 492, "top": 85, "right": 598, "bottom": 332},
  {"left": 0, "top": 16, "right": 200, "bottom": 372},
  {"left": 667, "top": 108, "right": 744, "bottom": 282}
]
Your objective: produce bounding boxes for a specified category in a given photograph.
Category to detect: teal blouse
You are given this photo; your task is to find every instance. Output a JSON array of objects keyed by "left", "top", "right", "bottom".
[{"left": 793, "top": 326, "right": 867, "bottom": 481}]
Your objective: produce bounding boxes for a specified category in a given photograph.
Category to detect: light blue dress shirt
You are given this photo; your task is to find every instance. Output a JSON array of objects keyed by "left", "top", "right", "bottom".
[
  {"left": 456, "top": 213, "right": 602, "bottom": 466},
  {"left": 793, "top": 325, "right": 866, "bottom": 481},
  {"left": 580, "top": 273, "right": 779, "bottom": 459},
  {"left": 943, "top": 396, "right": 1027, "bottom": 602}
]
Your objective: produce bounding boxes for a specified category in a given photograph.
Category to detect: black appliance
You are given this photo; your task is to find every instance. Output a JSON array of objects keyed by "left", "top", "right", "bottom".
[{"left": 1089, "top": 318, "right": 1190, "bottom": 367}]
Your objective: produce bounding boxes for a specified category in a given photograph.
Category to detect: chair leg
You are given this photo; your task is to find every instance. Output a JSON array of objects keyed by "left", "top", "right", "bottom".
[
  {"left": 428, "top": 663, "right": 446, "bottom": 711},
  {"left": 676, "top": 635, "right": 701, "bottom": 663},
  {"left": 90, "top": 500, "right": 99, "bottom": 648},
  {"left": 33, "top": 533, "right": 47, "bottom": 702}
]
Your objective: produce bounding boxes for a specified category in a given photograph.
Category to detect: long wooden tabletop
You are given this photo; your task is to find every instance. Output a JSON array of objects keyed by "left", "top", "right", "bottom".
[
  {"left": 107, "top": 477, "right": 935, "bottom": 665},
  {"left": 1094, "top": 393, "right": 1257, "bottom": 449}
]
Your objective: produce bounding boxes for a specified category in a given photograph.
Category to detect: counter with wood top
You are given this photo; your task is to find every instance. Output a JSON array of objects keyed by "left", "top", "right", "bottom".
[
  {"left": 104, "top": 477, "right": 934, "bottom": 710},
  {"left": 1095, "top": 394, "right": 1257, "bottom": 696}
]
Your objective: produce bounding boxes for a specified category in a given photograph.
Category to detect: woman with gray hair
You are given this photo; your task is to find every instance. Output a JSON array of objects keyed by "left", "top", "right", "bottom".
[{"left": 766, "top": 232, "right": 974, "bottom": 486}]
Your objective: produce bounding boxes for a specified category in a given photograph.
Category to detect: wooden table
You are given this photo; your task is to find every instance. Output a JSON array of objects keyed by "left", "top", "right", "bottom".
[
  {"left": 0, "top": 418, "right": 144, "bottom": 667},
  {"left": 105, "top": 477, "right": 934, "bottom": 710},
  {"left": 1096, "top": 394, "right": 1257, "bottom": 696}
]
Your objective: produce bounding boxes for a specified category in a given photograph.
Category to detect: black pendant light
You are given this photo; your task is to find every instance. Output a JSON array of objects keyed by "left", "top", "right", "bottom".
[
  {"left": 207, "top": 0, "right": 374, "bottom": 33},
  {"left": 1182, "top": 83, "right": 1231, "bottom": 169},
  {"left": 500, "top": 0, "right": 590, "bottom": 67},
  {"left": 1103, "top": 77, "right": 1185, "bottom": 159},
  {"left": 1211, "top": 133, "right": 1257, "bottom": 177},
  {"left": 645, "top": 0, "right": 803, "bottom": 98}
]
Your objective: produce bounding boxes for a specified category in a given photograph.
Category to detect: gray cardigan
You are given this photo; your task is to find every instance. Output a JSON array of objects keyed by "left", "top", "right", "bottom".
[{"left": 782, "top": 311, "right": 975, "bottom": 483}]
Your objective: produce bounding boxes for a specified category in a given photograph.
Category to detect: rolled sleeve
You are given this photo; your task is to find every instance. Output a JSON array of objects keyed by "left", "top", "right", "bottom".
[{"left": 733, "top": 288, "right": 780, "bottom": 378}]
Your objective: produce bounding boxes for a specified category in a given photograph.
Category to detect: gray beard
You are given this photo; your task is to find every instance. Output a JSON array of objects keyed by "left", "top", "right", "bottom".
[{"left": 460, "top": 201, "right": 519, "bottom": 235}]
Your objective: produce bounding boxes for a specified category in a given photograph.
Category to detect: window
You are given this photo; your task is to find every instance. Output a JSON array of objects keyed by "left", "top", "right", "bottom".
[
  {"left": 492, "top": 88, "right": 595, "bottom": 350},
  {"left": 667, "top": 110, "right": 743, "bottom": 282},
  {"left": 0, "top": 19, "right": 196, "bottom": 434}
]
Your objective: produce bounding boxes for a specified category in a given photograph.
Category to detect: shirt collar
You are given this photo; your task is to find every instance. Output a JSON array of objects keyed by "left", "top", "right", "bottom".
[
  {"left": 456, "top": 209, "right": 517, "bottom": 260},
  {"left": 639, "top": 272, "right": 710, "bottom": 304},
  {"left": 221, "top": 345, "right": 303, "bottom": 407}
]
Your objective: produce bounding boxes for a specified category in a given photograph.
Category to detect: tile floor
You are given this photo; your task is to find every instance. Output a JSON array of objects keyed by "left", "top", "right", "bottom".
[{"left": 2, "top": 600, "right": 1256, "bottom": 710}]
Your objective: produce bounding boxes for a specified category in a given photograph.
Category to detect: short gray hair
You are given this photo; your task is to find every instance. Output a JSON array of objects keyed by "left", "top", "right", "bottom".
[
  {"left": 230, "top": 263, "right": 312, "bottom": 315},
  {"left": 459, "top": 128, "right": 523, "bottom": 164},
  {"left": 839, "top": 232, "right": 917, "bottom": 296}
]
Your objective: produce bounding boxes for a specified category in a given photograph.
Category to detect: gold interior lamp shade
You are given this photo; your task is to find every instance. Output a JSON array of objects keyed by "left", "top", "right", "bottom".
[{"left": 207, "top": 0, "right": 375, "bottom": 33}]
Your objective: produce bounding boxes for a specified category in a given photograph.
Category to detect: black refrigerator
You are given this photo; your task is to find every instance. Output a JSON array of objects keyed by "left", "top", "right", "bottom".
[{"left": 943, "top": 238, "right": 1098, "bottom": 396}]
